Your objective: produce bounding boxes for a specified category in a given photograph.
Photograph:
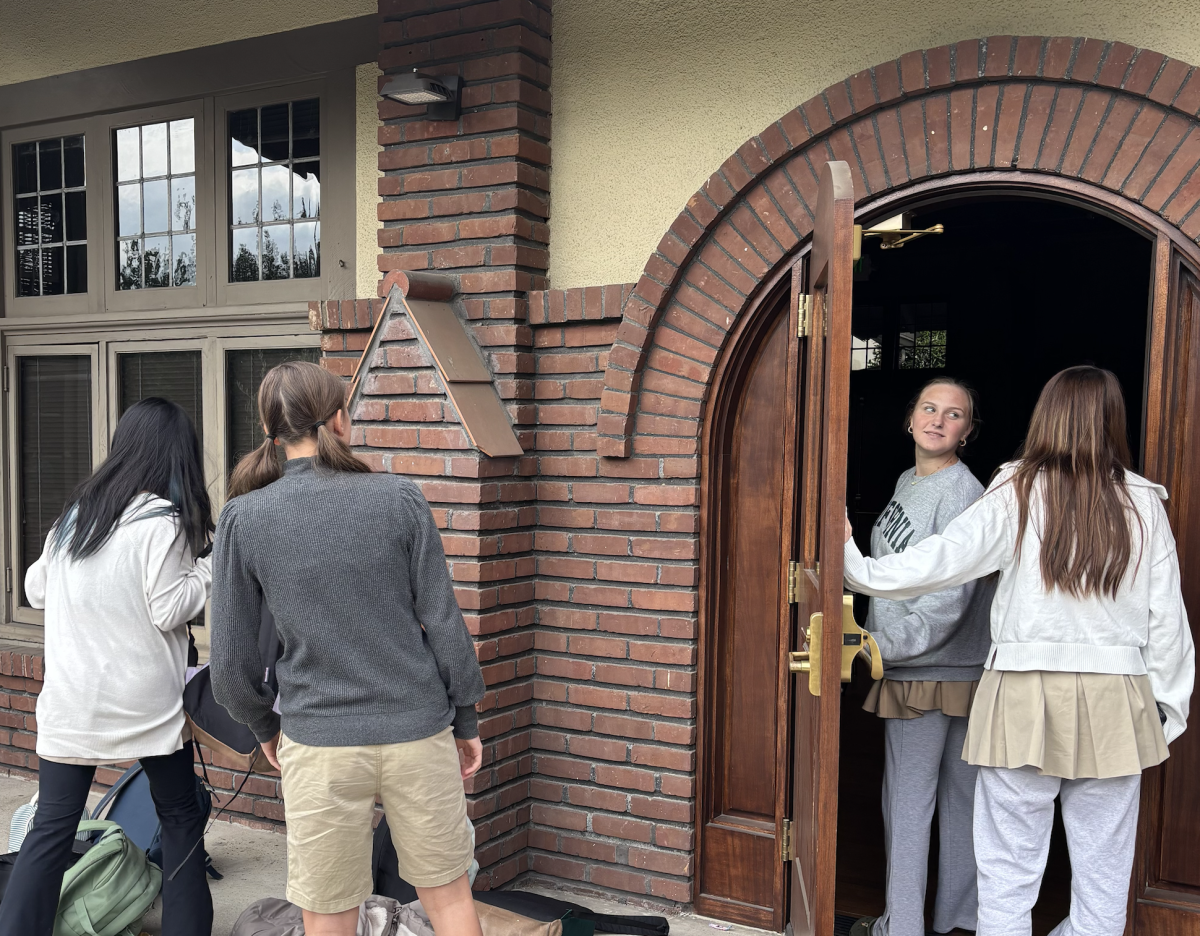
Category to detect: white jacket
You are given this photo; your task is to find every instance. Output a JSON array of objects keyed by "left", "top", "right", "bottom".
[
  {"left": 26, "top": 495, "right": 212, "bottom": 762},
  {"left": 844, "top": 465, "right": 1195, "bottom": 744}
]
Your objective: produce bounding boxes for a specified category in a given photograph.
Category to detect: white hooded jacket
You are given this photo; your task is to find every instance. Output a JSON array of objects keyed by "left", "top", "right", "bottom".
[{"left": 844, "top": 464, "right": 1195, "bottom": 744}]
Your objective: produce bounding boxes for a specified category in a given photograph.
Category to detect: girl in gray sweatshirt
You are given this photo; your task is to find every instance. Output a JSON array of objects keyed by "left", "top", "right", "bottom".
[{"left": 850, "top": 377, "right": 993, "bottom": 936}]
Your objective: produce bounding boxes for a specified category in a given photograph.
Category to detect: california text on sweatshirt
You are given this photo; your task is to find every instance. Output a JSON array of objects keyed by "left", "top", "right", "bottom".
[
  {"left": 844, "top": 464, "right": 1195, "bottom": 744},
  {"left": 866, "top": 461, "right": 993, "bottom": 682}
]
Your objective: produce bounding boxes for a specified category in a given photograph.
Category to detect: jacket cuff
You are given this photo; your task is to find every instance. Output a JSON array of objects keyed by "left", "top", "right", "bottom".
[
  {"left": 1163, "top": 713, "right": 1186, "bottom": 746},
  {"left": 452, "top": 704, "right": 480, "bottom": 740},
  {"left": 250, "top": 711, "right": 282, "bottom": 744},
  {"left": 843, "top": 539, "right": 868, "bottom": 583}
]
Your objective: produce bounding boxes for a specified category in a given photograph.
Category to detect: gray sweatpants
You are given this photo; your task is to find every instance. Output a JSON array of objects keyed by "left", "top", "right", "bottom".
[
  {"left": 872, "top": 711, "right": 978, "bottom": 936},
  {"left": 974, "top": 766, "right": 1141, "bottom": 936}
]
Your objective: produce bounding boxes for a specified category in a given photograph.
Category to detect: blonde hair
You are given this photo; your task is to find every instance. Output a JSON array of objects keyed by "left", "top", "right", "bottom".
[{"left": 228, "top": 361, "right": 370, "bottom": 497}]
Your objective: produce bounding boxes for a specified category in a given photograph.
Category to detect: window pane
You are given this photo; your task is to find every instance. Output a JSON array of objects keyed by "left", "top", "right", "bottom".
[
  {"left": 39, "top": 194, "right": 63, "bottom": 243},
  {"left": 169, "top": 120, "right": 195, "bottom": 175},
  {"left": 231, "top": 168, "right": 259, "bottom": 225},
  {"left": 172, "top": 176, "right": 195, "bottom": 232},
  {"left": 118, "top": 350, "right": 203, "bottom": 438},
  {"left": 260, "top": 103, "right": 289, "bottom": 162},
  {"left": 116, "top": 127, "right": 140, "bottom": 182},
  {"left": 63, "top": 136, "right": 85, "bottom": 188},
  {"left": 261, "top": 224, "right": 290, "bottom": 280},
  {"left": 64, "top": 190, "right": 87, "bottom": 242},
  {"left": 16, "top": 196, "right": 38, "bottom": 246},
  {"left": 225, "top": 347, "right": 321, "bottom": 476},
  {"left": 143, "top": 236, "right": 171, "bottom": 288},
  {"left": 172, "top": 233, "right": 197, "bottom": 286},
  {"left": 19, "top": 356, "right": 93, "bottom": 602},
  {"left": 261, "top": 164, "right": 290, "bottom": 222},
  {"left": 15, "top": 143, "right": 38, "bottom": 194},
  {"left": 229, "top": 109, "right": 259, "bottom": 166},
  {"left": 293, "top": 161, "right": 319, "bottom": 219},
  {"left": 117, "top": 183, "right": 141, "bottom": 236},
  {"left": 17, "top": 250, "right": 39, "bottom": 296},
  {"left": 41, "top": 246, "right": 64, "bottom": 294},
  {"left": 66, "top": 245, "right": 87, "bottom": 294},
  {"left": 292, "top": 99, "right": 319, "bottom": 159},
  {"left": 141, "top": 123, "right": 168, "bottom": 178},
  {"left": 119, "top": 239, "right": 142, "bottom": 289},
  {"left": 38, "top": 139, "right": 62, "bottom": 192},
  {"left": 293, "top": 221, "right": 319, "bottom": 279},
  {"left": 142, "top": 178, "right": 169, "bottom": 234},
  {"left": 231, "top": 227, "right": 260, "bottom": 281}
]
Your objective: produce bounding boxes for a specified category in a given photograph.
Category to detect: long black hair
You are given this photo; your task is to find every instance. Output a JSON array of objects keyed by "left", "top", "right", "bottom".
[{"left": 52, "top": 398, "right": 213, "bottom": 561}]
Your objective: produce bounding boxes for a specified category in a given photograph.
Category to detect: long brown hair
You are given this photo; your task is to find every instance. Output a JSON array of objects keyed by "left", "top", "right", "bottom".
[
  {"left": 228, "top": 361, "right": 370, "bottom": 497},
  {"left": 1010, "top": 365, "right": 1141, "bottom": 599}
]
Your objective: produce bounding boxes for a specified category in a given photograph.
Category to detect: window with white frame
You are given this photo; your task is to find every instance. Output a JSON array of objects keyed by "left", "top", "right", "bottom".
[
  {"left": 114, "top": 119, "right": 197, "bottom": 289},
  {"left": 13, "top": 136, "right": 87, "bottom": 296},
  {"left": 228, "top": 99, "right": 320, "bottom": 283}
]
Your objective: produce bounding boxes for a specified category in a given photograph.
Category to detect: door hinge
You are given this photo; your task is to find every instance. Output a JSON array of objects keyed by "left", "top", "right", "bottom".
[
  {"left": 3, "top": 366, "right": 8, "bottom": 393},
  {"left": 797, "top": 294, "right": 812, "bottom": 338},
  {"left": 781, "top": 818, "right": 794, "bottom": 863},
  {"left": 786, "top": 560, "right": 800, "bottom": 603},
  {"left": 4, "top": 568, "right": 11, "bottom": 594}
]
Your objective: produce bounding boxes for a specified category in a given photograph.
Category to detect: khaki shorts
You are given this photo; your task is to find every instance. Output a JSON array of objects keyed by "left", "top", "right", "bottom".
[{"left": 277, "top": 727, "right": 473, "bottom": 913}]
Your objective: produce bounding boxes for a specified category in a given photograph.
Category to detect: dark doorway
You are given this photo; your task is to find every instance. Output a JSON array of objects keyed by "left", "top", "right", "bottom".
[{"left": 835, "top": 195, "right": 1154, "bottom": 933}]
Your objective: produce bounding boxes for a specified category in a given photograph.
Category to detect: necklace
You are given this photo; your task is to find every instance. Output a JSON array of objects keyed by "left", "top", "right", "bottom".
[{"left": 911, "top": 456, "right": 958, "bottom": 485}]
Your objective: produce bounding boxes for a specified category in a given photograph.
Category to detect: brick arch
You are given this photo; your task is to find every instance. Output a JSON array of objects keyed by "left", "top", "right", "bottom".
[{"left": 596, "top": 35, "right": 1200, "bottom": 457}]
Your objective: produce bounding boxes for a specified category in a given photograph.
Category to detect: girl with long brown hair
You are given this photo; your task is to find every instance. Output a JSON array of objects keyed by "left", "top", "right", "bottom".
[
  {"left": 210, "top": 362, "right": 485, "bottom": 936},
  {"left": 843, "top": 366, "right": 1194, "bottom": 936}
]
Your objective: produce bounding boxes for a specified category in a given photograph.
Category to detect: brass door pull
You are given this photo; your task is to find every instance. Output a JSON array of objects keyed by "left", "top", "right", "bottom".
[{"left": 787, "top": 651, "right": 810, "bottom": 673}]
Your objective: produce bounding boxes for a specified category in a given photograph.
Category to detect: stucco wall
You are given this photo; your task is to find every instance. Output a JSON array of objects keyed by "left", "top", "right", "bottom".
[
  {"left": 0, "top": 0, "right": 374, "bottom": 86},
  {"left": 549, "top": 0, "right": 1200, "bottom": 288},
  {"left": 356, "top": 63, "right": 383, "bottom": 299}
]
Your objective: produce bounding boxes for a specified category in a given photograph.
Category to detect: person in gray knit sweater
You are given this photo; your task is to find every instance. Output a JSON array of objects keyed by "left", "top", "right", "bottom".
[
  {"left": 850, "top": 377, "right": 993, "bottom": 936},
  {"left": 210, "top": 362, "right": 486, "bottom": 936}
]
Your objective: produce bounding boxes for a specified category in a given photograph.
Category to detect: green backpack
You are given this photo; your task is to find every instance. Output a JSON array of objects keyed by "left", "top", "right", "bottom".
[{"left": 54, "top": 820, "right": 162, "bottom": 936}]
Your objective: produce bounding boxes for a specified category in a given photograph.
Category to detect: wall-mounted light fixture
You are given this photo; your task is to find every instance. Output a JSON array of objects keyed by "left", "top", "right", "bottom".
[{"left": 381, "top": 69, "right": 461, "bottom": 120}]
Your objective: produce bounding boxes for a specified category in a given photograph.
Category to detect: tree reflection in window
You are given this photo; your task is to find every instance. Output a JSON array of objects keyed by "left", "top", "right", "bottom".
[
  {"left": 898, "top": 330, "right": 948, "bottom": 369},
  {"left": 228, "top": 99, "right": 320, "bottom": 282}
]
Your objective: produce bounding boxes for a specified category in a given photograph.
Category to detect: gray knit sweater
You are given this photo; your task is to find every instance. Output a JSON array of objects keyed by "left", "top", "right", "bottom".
[
  {"left": 866, "top": 461, "right": 993, "bottom": 682},
  {"left": 210, "top": 458, "right": 485, "bottom": 746}
]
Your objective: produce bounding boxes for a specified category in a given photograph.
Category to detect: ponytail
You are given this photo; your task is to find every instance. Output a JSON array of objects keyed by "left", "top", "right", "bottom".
[{"left": 228, "top": 361, "right": 370, "bottom": 499}]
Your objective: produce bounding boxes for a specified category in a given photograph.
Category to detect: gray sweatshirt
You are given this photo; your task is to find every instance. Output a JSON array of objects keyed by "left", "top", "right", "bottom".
[
  {"left": 865, "top": 461, "right": 993, "bottom": 682},
  {"left": 210, "top": 458, "right": 486, "bottom": 746}
]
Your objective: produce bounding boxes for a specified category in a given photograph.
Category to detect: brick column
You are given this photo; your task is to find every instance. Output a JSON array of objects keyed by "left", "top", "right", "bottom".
[{"left": 372, "top": 0, "right": 551, "bottom": 889}]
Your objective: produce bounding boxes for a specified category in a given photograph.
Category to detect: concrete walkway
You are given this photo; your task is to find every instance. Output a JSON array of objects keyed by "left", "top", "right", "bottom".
[{"left": 0, "top": 772, "right": 772, "bottom": 936}]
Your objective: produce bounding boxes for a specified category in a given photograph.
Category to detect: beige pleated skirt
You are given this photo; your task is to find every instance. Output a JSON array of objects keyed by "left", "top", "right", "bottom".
[
  {"left": 964, "top": 669, "right": 1169, "bottom": 779},
  {"left": 863, "top": 678, "right": 978, "bottom": 719}
]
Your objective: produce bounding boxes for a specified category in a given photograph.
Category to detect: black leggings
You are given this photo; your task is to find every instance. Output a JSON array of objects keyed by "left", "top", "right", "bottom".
[{"left": 0, "top": 744, "right": 213, "bottom": 936}]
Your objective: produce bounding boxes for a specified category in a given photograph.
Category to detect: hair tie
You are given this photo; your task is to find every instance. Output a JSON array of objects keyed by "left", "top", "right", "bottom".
[
  {"left": 267, "top": 433, "right": 278, "bottom": 441},
  {"left": 313, "top": 420, "right": 326, "bottom": 431}
]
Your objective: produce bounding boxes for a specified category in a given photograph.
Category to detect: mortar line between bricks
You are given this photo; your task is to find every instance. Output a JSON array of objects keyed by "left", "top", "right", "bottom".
[
  {"left": 1055, "top": 86, "right": 1090, "bottom": 173},
  {"left": 1119, "top": 112, "right": 1174, "bottom": 196},
  {"left": 1156, "top": 147, "right": 1200, "bottom": 218},
  {"left": 1032, "top": 86, "right": 1061, "bottom": 169},
  {"left": 1098, "top": 101, "right": 1147, "bottom": 185},
  {"left": 1075, "top": 92, "right": 1119, "bottom": 179},
  {"left": 757, "top": 173, "right": 806, "bottom": 243}
]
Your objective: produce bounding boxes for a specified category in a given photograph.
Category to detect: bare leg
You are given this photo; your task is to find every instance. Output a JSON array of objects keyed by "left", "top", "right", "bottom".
[
  {"left": 300, "top": 907, "right": 359, "bottom": 936},
  {"left": 417, "top": 872, "right": 484, "bottom": 936}
]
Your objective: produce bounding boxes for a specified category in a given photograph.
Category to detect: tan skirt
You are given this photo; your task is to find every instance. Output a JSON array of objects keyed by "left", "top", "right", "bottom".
[
  {"left": 863, "top": 679, "right": 978, "bottom": 719},
  {"left": 964, "top": 669, "right": 1169, "bottom": 779}
]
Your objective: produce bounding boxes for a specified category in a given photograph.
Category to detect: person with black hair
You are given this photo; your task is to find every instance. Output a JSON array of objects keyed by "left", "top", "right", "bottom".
[{"left": 0, "top": 398, "right": 215, "bottom": 936}]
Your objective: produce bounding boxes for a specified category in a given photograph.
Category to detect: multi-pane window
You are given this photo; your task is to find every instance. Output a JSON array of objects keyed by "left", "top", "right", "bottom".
[
  {"left": 898, "top": 330, "right": 948, "bottom": 369},
  {"left": 228, "top": 99, "right": 320, "bottom": 283},
  {"left": 851, "top": 333, "right": 883, "bottom": 371},
  {"left": 118, "top": 351, "right": 204, "bottom": 435},
  {"left": 14, "top": 136, "right": 87, "bottom": 296},
  {"left": 226, "top": 347, "right": 321, "bottom": 473},
  {"left": 115, "top": 119, "right": 197, "bottom": 289}
]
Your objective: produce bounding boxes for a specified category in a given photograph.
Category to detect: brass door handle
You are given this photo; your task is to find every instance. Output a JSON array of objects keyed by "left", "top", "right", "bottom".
[{"left": 787, "top": 651, "right": 810, "bottom": 673}]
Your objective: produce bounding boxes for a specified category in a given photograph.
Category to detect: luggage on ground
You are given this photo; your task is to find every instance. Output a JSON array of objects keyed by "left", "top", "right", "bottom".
[
  {"left": 53, "top": 819, "right": 161, "bottom": 936},
  {"left": 9, "top": 791, "right": 91, "bottom": 852}
]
